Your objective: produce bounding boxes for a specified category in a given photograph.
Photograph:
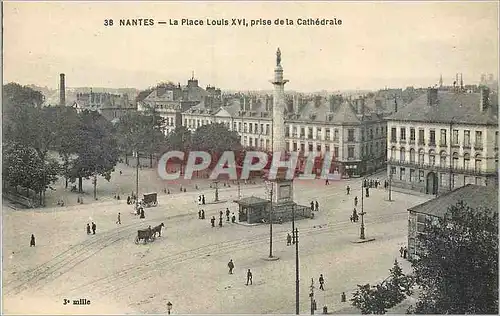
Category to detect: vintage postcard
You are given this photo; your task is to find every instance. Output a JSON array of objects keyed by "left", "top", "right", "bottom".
[{"left": 2, "top": 1, "right": 498, "bottom": 315}]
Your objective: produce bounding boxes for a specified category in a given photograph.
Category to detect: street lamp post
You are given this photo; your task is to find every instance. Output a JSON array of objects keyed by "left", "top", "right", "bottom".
[
  {"left": 269, "top": 184, "right": 274, "bottom": 258},
  {"left": 214, "top": 180, "right": 219, "bottom": 202},
  {"left": 295, "top": 227, "right": 300, "bottom": 315},
  {"left": 135, "top": 150, "right": 139, "bottom": 200},
  {"left": 167, "top": 301, "right": 172, "bottom": 315},
  {"left": 292, "top": 205, "right": 296, "bottom": 244},
  {"left": 388, "top": 173, "right": 393, "bottom": 201},
  {"left": 360, "top": 180, "right": 366, "bottom": 239},
  {"left": 310, "top": 277, "right": 315, "bottom": 315},
  {"left": 237, "top": 180, "right": 241, "bottom": 200}
]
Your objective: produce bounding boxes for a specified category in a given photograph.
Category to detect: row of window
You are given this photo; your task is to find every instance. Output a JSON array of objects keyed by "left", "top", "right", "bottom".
[
  {"left": 390, "top": 147, "right": 486, "bottom": 170},
  {"left": 390, "top": 127, "right": 498, "bottom": 149},
  {"left": 391, "top": 166, "right": 484, "bottom": 186}
]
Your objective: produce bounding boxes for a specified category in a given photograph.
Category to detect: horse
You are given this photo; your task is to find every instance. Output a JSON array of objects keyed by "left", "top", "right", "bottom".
[{"left": 151, "top": 223, "right": 165, "bottom": 237}]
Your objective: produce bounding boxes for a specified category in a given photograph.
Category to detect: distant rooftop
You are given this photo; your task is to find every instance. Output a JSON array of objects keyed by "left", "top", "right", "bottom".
[
  {"left": 408, "top": 184, "right": 498, "bottom": 218},
  {"left": 388, "top": 90, "right": 498, "bottom": 125}
]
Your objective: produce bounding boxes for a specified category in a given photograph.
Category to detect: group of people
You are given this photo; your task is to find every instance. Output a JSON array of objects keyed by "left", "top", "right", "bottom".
[
  {"left": 86, "top": 222, "right": 97, "bottom": 235},
  {"left": 226, "top": 259, "right": 253, "bottom": 286},
  {"left": 197, "top": 195, "right": 206, "bottom": 205},
  {"left": 363, "top": 178, "right": 381, "bottom": 189},
  {"left": 210, "top": 208, "right": 236, "bottom": 227},
  {"left": 399, "top": 246, "right": 408, "bottom": 259},
  {"left": 310, "top": 200, "right": 320, "bottom": 212}
]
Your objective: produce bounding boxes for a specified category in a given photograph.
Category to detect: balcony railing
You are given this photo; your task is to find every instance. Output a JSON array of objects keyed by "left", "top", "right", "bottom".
[
  {"left": 387, "top": 158, "right": 498, "bottom": 176},
  {"left": 463, "top": 143, "right": 471, "bottom": 149},
  {"left": 400, "top": 140, "right": 407, "bottom": 145},
  {"left": 428, "top": 141, "right": 436, "bottom": 147},
  {"left": 439, "top": 142, "right": 447, "bottom": 147},
  {"left": 409, "top": 140, "right": 415, "bottom": 145},
  {"left": 474, "top": 144, "right": 483, "bottom": 150},
  {"left": 418, "top": 140, "right": 425, "bottom": 146}
]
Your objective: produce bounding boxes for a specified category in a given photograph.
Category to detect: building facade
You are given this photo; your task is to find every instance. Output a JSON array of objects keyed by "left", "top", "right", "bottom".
[
  {"left": 407, "top": 184, "right": 498, "bottom": 260},
  {"left": 138, "top": 78, "right": 222, "bottom": 135},
  {"left": 387, "top": 87, "right": 498, "bottom": 195},
  {"left": 180, "top": 93, "right": 389, "bottom": 177}
]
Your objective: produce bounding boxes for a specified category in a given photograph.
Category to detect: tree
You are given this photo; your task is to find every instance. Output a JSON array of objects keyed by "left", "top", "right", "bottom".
[
  {"left": 2, "top": 142, "right": 59, "bottom": 205},
  {"left": 52, "top": 106, "right": 81, "bottom": 188},
  {"left": 115, "top": 110, "right": 163, "bottom": 166},
  {"left": 351, "top": 260, "right": 413, "bottom": 314},
  {"left": 143, "top": 107, "right": 167, "bottom": 167},
  {"left": 164, "top": 126, "right": 192, "bottom": 152},
  {"left": 69, "top": 110, "right": 120, "bottom": 194},
  {"left": 191, "top": 123, "right": 241, "bottom": 154},
  {"left": 411, "top": 201, "right": 498, "bottom": 314}
]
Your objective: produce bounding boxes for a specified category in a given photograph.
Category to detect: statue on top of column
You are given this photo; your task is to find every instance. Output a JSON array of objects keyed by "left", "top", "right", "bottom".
[{"left": 276, "top": 48, "right": 281, "bottom": 66}]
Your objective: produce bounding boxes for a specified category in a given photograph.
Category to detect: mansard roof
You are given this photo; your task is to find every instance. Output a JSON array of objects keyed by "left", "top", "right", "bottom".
[{"left": 388, "top": 90, "right": 498, "bottom": 125}]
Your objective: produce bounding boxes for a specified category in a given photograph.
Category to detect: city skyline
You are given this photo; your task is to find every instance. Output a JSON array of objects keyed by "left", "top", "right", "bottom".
[{"left": 3, "top": 1, "right": 499, "bottom": 91}]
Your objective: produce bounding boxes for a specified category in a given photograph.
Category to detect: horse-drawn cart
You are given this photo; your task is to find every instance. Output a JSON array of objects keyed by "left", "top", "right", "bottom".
[
  {"left": 143, "top": 192, "right": 158, "bottom": 207},
  {"left": 135, "top": 228, "right": 156, "bottom": 244}
]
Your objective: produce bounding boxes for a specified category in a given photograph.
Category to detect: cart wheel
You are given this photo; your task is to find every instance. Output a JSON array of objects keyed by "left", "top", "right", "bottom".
[
  {"left": 153, "top": 201, "right": 158, "bottom": 206},
  {"left": 150, "top": 235, "right": 156, "bottom": 241},
  {"left": 135, "top": 236, "right": 139, "bottom": 244}
]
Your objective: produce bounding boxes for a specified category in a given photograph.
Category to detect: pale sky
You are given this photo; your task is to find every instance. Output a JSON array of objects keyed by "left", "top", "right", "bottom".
[{"left": 3, "top": 1, "right": 499, "bottom": 92}]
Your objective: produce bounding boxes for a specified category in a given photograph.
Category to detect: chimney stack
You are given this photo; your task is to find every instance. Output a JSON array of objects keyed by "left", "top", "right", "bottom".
[
  {"left": 427, "top": 87, "right": 439, "bottom": 106},
  {"left": 59, "top": 73, "right": 66, "bottom": 106},
  {"left": 479, "top": 86, "right": 490, "bottom": 112}
]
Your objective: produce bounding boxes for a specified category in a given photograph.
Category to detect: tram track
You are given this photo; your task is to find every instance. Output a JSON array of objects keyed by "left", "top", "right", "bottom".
[{"left": 65, "top": 211, "right": 407, "bottom": 296}]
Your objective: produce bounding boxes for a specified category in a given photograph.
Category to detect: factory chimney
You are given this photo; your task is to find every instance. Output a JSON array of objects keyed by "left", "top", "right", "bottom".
[{"left": 59, "top": 73, "right": 66, "bottom": 106}]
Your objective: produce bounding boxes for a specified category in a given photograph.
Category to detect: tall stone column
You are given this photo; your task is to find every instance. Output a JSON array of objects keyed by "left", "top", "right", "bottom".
[{"left": 270, "top": 48, "right": 293, "bottom": 204}]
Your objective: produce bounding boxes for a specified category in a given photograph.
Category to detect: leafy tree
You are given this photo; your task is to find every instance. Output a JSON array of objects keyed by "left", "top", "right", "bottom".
[
  {"left": 191, "top": 123, "right": 241, "bottom": 155},
  {"left": 143, "top": 107, "right": 167, "bottom": 167},
  {"left": 52, "top": 106, "right": 81, "bottom": 188},
  {"left": 164, "top": 126, "right": 192, "bottom": 152},
  {"left": 351, "top": 260, "right": 413, "bottom": 314},
  {"left": 69, "top": 110, "right": 120, "bottom": 194},
  {"left": 115, "top": 110, "right": 163, "bottom": 166},
  {"left": 2, "top": 142, "right": 59, "bottom": 205},
  {"left": 411, "top": 201, "right": 498, "bottom": 314}
]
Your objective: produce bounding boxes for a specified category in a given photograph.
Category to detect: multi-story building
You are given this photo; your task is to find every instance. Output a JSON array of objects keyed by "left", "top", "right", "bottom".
[
  {"left": 407, "top": 184, "right": 498, "bottom": 260},
  {"left": 138, "top": 77, "right": 222, "bottom": 134},
  {"left": 181, "top": 92, "right": 390, "bottom": 177},
  {"left": 72, "top": 90, "right": 136, "bottom": 121},
  {"left": 387, "top": 86, "right": 498, "bottom": 195}
]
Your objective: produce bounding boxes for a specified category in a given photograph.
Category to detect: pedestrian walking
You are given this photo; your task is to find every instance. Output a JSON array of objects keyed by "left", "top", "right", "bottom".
[
  {"left": 228, "top": 259, "right": 235, "bottom": 274},
  {"left": 116, "top": 212, "right": 121, "bottom": 225},
  {"left": 403, "top": 247, "right": 408, "bottom": 259},
  {"left": 202, "top": 195, "right": 206, "bottom": 205},
  {"left": 246, "top": 269, "right": 253, "bottom": 285},
  {"left": 310, "top": 201, "right": 314, "bottom": 212},
  {"left": 91, "top": 222, "right": 96, "bottom": 235},
  {"left": 226, "top": 208, "right": 230, "bottom": 221},
  {"left": 354, "top": 196, "right": 358, "bottom": 207},
  {"left": 399, "top": 246, "right": 404, "bottom": 257},
  {"left": 86, "top": 223, "right": 91, "bottom": 235},
  {"left": 365, "top": 187, "right": 369, "bottom": 198},
  {"left": 219, "top": 210, "right": 223, "bottom": 218},
  {"left": 315, "top": 201, "right": 319, "bottom": 212},
  {"left": 201, "top": 209, "right": 205, "bottom": 219},
  {"left": 325, "top": 178, "right": 329, "bottom": 185},
  {"left": 30, "top": 234, "right": 36, "bottom": 247},
  {"left": 346, "top": 185, "right": 350, "bottom": 195},
  {"left": 319, "top": 274, "right": 325, "bottom": 290},
  {"left": 198, "top": 210, "right": 202, "bottom": 219},
  {"left": 140, "top": 208, "right": 145, "bottom": 219},
  {"left": 231, "top": 212, "right": 236, "bottom": 223},
  {"left": 211, "top": 216, "right": 215, "bottom": 227},
  {"left": 287, "top": 233, "right": 292, "bottom": 246},
  {"left": 219, "top": 217, "right": 223, "bottom": 227}
]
